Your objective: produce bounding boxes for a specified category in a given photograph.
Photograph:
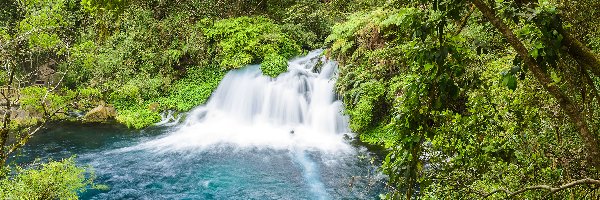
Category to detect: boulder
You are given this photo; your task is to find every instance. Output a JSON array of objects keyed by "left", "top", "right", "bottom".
[{"left": 84, "top": 104, "right": 116, "bottom": 122}]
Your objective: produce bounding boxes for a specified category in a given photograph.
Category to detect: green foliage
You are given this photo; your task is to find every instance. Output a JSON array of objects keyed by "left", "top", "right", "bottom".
[
  {"left": 0, "top": 157, "right": 92, "bottom": 199},
  {"left": 328, "top": 0, "right": 600, "bottom": 198},
  {"left": 59, "top": 8, "right": 220, "bottom": 128},
  {"left": 17, "top": 0, "right": 72, "bottom": 52},
  {"left": 159, "top": 65, "right": 225, "bottom": 111},
  {"left": 260, "top": 53, "right": 288, "bottom": 77},
  {"left": 81, "top": 0, "right": 127, "bottom": 14},
  {"left": 108, "top": 83, "right": 141, "bottom": 110},
  {"left": 20, "top": 86, "right": 77, "bottom": 118},
  {"left": 591, "top": 36, "right": 600, "bottom": 52},
  {"left": 205, "top": 16, "right": 301, "bottom": 69},
  {"left": 347, "top": 80, "right": 386, "bottom": 132},
  {"left": 115, "top": 107, "right": 161, "bottom": 129},
  {"left": 281, "top": 0, "right": 332, "bottom": 49},
  {"left": 108, "top": 77, "right": 164, "bottom": 129}
]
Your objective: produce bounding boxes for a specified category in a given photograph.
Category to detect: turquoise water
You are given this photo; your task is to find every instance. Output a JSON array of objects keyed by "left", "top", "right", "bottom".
[{"left": 14, "top": 123, "right": 386, "bottom": 199}]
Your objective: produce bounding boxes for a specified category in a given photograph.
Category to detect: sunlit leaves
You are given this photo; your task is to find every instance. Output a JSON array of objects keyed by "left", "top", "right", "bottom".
[
  {"left": 0, "top": 157, "right": 92, "bottom": 200},
  {"left": 501, "top": 73, "right": 517, "bottom": 90},
  {"left": 160, "top": 65, "right": 225, "bottom": 112},
  {"left": 115, "top": 108, "right": 161, "bottom": 129},
  {"left": 260, "top": 53, "right": 288, "bottom": 78},
  {"left": 20, "top": 86, "right": 77, "bottom": 119},
  {"left": 81, "top": 0, "right": 127, "bottom": 14},
  {"left": 205, "top": 16, "right": 301, "bottom": 70},
  {"left": 17, "top": 0, "right": 69, "bottom": 51}
]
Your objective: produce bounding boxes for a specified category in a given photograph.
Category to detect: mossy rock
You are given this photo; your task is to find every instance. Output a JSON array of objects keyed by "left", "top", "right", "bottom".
[{"left": 83, "top": 104, "right": 117, "bottom": 122}]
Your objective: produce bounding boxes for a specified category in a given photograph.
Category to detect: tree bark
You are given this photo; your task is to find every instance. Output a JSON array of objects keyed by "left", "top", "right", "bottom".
[
  {"left": 471, "top": 0, "right": 600, "bottom": 168},
  {"left": 557, "top": 26, "right": 600, "bottom": 77},
  {"left": 0, "top": 67, "right": 14, "bottom": 166}
]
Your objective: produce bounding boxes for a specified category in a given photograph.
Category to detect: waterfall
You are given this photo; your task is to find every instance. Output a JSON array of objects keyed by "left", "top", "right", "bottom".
[
  {"left": 135, "top": 50, "right": 352, "bottom": 199},
  {"left": 144, "top": 50, "right": 351, "bottom": 153}
]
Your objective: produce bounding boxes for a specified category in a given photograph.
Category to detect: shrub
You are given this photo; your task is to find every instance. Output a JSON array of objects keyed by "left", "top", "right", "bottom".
[
  {"left": 115, "top": 107, "right": 161, "bottom": 129},
  {"left": 205, "top": 16, "right": 301, "bottom": 69},
  {"left": 160, "top": 65, "right": 225, "bottom": 111},
  {"left": 0, "top": 157, "right": 92, "bottom": 200},
  {"left": 260, "top": 53, "right": 288, "bottom": 77}
]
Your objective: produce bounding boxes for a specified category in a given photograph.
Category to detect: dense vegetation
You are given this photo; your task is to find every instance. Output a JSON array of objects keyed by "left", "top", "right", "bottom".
[
  {"left": 0, "top": 0, "right": 328, "bottom": 198},
  {"left": 327, "top": 0, "right": 600, "bottom": 199},
  {"left": 1, "top": 0, "right": 600, "bottom": 199}
]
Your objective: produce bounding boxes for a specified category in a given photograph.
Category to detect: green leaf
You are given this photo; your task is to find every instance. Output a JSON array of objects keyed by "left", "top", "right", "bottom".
[
  {"left": 424, "top": 63, "right": 434, "bottom": 71},
  {"left": 531, "top": 48, "right": 539, "bottom": 58},
  {"left": 550, "top": 71, "right": 561, "bottom": 83},
  {"left": 502, "top": 74, "right": 518, "bottom": 90}
]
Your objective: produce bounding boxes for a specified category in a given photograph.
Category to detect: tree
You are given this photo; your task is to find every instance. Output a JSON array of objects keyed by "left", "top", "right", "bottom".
[
  {"left": 470, "top": 0, "right": 600, "bottom": 168},
  {"left": 326, "top": 0, "right": 600, "bottom": 198},
  {"left": 0, "top": 0, "right": 74, "bottom": 166}
]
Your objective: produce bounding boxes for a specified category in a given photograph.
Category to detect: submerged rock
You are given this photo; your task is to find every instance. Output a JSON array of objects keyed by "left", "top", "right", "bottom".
[{"left": 84, "top": 104, "right": 116, "bottom": 122}]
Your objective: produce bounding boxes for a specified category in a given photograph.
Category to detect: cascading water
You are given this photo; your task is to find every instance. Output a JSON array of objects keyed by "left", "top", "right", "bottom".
[
  {"left": 145, "top": 50, "right": 350, "bottom": 152},
  {"left": 140, "top": 50, "right": 352, "bottom": 199},
  {"left": 15, "top": 50, "right": 386, "bottom": 199}
]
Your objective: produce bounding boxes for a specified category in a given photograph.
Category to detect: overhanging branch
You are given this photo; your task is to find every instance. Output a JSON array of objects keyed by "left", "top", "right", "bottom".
[{"left": 480, "top": 178, "right": 600, "bottom": 198}]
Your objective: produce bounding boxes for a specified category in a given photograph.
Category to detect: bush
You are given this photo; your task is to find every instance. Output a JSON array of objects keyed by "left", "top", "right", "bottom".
[
  {"left": 346, "top": 80, "right": 386, "bottom": 132},
  {"left": 0, "top": 157, "right": 92, "bottom": 200},
  {"left": 205, "top": 16, "right": 301, "bottom": 69},
  {"left": 260, "top": 53, "right": 288, "bottom": 77},
  {"left": 115, "top": 107, "right": 161, "bottom": 129},
  {"left": 160, "top": 65, "right": 225, "bottom": 111}
]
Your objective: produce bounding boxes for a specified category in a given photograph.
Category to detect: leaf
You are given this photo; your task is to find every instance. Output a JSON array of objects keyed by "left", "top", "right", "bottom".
[
  {"left": 512, "top": 56, "right": 523, "bottom": 67},
  {"left": 502, "top": 74, "right": 517, "bottom": 90},
  {"left": 550, "top": 71, "right": 561, "bottom": 83},
  {"left": 424, "top": 63, "right": 434, "bottom": 71},
  {"left": 531, "top": 48, "right": 539, "bottom": 58}
]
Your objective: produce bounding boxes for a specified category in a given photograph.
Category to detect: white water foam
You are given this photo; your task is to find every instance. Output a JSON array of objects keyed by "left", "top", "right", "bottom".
[{"left": 155, "top": 110, "right": 182, "bottom": 127}]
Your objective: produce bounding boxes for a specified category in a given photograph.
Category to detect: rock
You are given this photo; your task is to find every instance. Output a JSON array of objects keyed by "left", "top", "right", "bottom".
[
  {"left": 148, "top": 102, "right": 160, "bottom": 112},
  {"left": 84, "top": 104, "right": 116, "bottom": 122}
]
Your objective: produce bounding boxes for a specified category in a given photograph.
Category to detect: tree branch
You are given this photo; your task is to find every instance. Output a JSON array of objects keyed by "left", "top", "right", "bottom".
[
  {"left": 455, "top": 4, "right": 476, "bottom": 36},
  {"left": 557, "top": 25, "right": 600, "bottom": 78},
  {"left": 480, "top": 178, "right": 600, "bottom": 198}
]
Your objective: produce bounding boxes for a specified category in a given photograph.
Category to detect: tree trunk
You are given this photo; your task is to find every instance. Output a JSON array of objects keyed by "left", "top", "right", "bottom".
[
  {"left": 471, "top": 0, "right": 600, "bottom": 168},
  {"left": 0, "top": 68, "right": 14, "bottom": 167}
]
